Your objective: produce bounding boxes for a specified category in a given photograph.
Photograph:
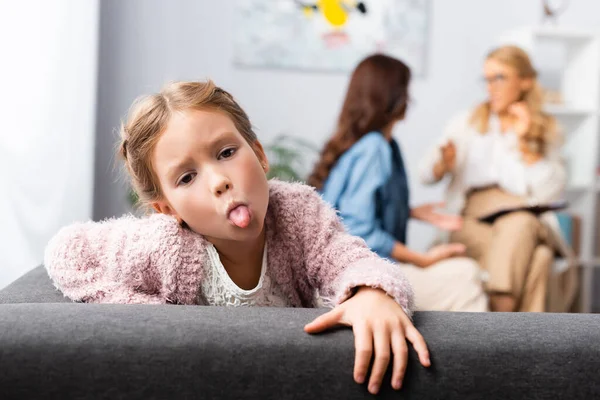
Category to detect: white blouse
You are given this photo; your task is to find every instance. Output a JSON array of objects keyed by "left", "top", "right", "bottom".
[
  {"left": 199, "top": 243, "right": 291, "bottom": 307},
  {"left": 461, "top": 115, "right": 556, "bottom": 197}
]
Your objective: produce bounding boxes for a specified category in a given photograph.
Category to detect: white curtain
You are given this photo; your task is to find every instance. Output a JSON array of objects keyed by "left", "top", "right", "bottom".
[{"left": 0, "top": 0, "right": 99, "bottom": 289}]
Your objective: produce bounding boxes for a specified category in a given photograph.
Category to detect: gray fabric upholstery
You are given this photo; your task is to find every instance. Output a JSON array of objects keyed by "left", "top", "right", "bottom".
[
  {"left": 0, "top": 266, "right": 70, "bottom": 304},
  {"left": 1, "top": 268, "right": 599, "bottom": 399}
]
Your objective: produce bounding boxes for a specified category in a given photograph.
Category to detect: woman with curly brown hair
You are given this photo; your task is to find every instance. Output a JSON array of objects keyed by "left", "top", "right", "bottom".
[{"left": 309, "top": 54, "right": 488, "bottom": 312}]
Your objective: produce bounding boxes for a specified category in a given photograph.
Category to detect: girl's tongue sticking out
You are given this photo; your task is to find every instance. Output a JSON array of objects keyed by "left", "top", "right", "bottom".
[{"left": 228, "top": 205, "right": 251, "bottom": 228}]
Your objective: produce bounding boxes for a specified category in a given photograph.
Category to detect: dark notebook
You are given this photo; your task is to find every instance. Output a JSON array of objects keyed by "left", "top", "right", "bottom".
[{"left": 478, "top": 200, "right": 568, "bottom": 224}]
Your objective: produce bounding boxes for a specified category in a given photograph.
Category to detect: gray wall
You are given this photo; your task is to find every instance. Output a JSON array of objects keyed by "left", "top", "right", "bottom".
[{"left": 93, "top": 0, "right": 600, "bottom": 252}]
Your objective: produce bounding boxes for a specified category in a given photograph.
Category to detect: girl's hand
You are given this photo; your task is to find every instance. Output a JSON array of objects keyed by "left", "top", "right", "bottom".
[
  {"left": 411, "top": 202, "right": 463, "bottom": 231},
  {"left": 508, "top": 102, "right": 531, "bottom": 137},
  {"left": 304, "top": 287, "right": 430, "bottom": 395}
]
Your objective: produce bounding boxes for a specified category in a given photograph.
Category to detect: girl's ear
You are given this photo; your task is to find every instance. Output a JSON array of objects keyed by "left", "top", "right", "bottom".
[
  {"left": 252, "top": 140, "right": 270, "bottom": 173},
  {"left": 152, "top": 201, "right": 183, "bottom": 224}
]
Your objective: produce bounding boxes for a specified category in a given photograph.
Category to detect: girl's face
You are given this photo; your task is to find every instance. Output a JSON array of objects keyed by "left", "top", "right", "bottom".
[
  {"left": 483, "top": 58, "right": 532, "bottom": 113},
  {"left": 151, "top": 109, "right": 270, "bottom": 246}
]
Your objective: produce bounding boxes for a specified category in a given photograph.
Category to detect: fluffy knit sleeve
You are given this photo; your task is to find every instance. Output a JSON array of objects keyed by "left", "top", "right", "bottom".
[
  {"left": 44, "top": 214, "right": 207, "bottom": 304},
  {"left": 281, "top": 182, "right": 415, "bottom": 316}
]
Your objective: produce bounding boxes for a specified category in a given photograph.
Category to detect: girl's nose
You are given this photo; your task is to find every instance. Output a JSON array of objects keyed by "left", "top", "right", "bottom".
[{"left": 212, "top": 177, "right": 233, "bottom": 197}]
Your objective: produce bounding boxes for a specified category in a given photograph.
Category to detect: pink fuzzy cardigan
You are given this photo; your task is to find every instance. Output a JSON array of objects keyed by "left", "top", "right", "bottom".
[{"left": 45, "top": 180, "right": 414, "bottom": 314}]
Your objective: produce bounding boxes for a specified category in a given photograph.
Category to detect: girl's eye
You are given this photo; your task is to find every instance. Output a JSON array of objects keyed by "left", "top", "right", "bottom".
[
  {"left": 219, "top": 148, "right": 236, "bottom": 160},
  {"left": 178, "top": 173, "right": 196, "bottom": 186}
]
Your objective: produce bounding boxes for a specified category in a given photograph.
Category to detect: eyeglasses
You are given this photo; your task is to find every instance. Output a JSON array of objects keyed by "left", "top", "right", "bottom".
[{"left": 482, "top": 73, "right": 508, "bottom": 85}]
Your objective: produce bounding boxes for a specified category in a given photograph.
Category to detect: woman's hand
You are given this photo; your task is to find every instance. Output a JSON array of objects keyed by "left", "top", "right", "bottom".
[
  {"left": 441, "top": 140, "right": 457, "bottom": 170},
  {"left": 411, "top": 202, "right": 463, "bottom": 231},
  {"left": 509, "top": 102, "right": 543, "bottom": 164},
  {"left": 433, "top": 140, "right": 456, "bottom": 180},
  {"left": 508, "top": 102, "right": 531, "bottom": 137},
  {"left": 417, "top": 243, "right": 466, "bottom": 267},
  {"left": 304, "top": 287, "right": 430, "bottom": 395}
]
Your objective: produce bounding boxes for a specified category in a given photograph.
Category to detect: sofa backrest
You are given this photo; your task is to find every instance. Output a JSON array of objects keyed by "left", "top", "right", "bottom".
[{"left": 0, "top": 265, "right": 71, "bottom": 304}]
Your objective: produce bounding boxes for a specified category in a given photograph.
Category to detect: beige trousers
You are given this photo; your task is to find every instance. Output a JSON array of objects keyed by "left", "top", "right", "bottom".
[
  {"left": 399, "top": 258, "right": 489, "bottom": 312},
  {"left": 450, "top": 187, "right": 552, "bottom": 312}
]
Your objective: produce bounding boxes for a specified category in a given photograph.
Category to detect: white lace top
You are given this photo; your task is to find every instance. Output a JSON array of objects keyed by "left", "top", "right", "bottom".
[{"left": 199, "top": 243, "right": 291, "bottom": 307}]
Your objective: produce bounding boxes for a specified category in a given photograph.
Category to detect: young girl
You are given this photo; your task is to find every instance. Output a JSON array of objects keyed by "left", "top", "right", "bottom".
[
  {"left": 44, "top": 80, "right": 429, "bottom": 395},
  {"left": 309, "top": 54, "right": 488, "bottom": 312}
]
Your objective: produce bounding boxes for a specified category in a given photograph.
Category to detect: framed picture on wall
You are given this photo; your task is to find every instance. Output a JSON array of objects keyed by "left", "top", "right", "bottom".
[{"left": 233, "top": 0, "right": 430, "bottom": 75}]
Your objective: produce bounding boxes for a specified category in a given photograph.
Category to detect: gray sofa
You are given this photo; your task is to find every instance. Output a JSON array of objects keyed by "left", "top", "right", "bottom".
[{"left": 1, "top": 266, "right": 599, "bottom": 399}]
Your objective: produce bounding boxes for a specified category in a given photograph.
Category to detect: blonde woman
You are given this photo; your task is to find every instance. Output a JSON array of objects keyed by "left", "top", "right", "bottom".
[{"left": 419, "top": 45, "right": 575, "bottom": 312}]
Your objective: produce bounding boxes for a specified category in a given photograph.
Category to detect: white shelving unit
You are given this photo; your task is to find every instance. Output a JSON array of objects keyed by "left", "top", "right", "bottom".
[{"left": 498, "top": 26, "right": 600, "bottom": 312}]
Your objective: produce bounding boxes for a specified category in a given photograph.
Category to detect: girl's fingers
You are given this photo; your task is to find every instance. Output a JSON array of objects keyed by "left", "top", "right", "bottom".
[
  {"left": 352, "top": 323, "right": 373, "bottom": 385},
  {"left": 303, "top": 307, "right": 344, "bottom": 334},
  {"left": 368, "top": 322, "right": 391, "bottom": 395},
  {"left": 405, "top": 325, "right": 431, "bottom": 367},
  {"left": 390, "top": 326, "right": 409, "bottom": 390}
]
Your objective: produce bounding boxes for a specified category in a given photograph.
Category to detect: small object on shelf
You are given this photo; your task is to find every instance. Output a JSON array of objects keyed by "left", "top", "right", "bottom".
[{"left": 542, "top": 0, "right": 571, "bottom": 25}]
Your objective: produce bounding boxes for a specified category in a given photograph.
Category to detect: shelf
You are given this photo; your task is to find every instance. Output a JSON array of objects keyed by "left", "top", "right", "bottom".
[
  {"left": 566, "top": 184, "right": 592, "bottom": 193},
  {"left": 564, "top": 185, "right": 600, "bottom": 197},
  {"left": 554, "top": 258, "right": 600, "bottom": 270},
  {"left": 544, "top": 104, "right": 597, "bottom": 116},
  {"left": 530, "top": 26, "right": 597, "bottom": 42},
  {"left": 498, "top": 26, "right": 600, "bottom": 313},
  {"left": 497, "top": 26, "right": 599, "bottom": 55},
  {"left": 581, "top": 258, "right": 600, "bottom": 268}
]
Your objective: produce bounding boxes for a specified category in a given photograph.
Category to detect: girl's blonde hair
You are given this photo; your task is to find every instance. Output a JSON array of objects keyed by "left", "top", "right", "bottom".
[
  {"left": 118, "top": 80, "right": 257, "bottom": 205},
  {"left": 470, "top": 45, "right": 557, "bottom": 154}
]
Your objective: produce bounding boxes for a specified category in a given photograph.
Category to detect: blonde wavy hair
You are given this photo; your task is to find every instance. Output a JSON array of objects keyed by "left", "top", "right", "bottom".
[{"left": 470, "top": 45, "right": 558, "bottom": 154}]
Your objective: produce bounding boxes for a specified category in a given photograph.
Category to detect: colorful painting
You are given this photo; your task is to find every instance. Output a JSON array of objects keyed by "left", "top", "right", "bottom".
[{"left": 233, "top": 0, "right": 430, "bottom": 74}]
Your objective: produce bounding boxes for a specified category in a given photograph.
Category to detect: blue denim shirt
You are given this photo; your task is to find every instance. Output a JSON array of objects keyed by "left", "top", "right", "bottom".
[{"left": 321, "top": 132, "right": 410, "bottom": 258}]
